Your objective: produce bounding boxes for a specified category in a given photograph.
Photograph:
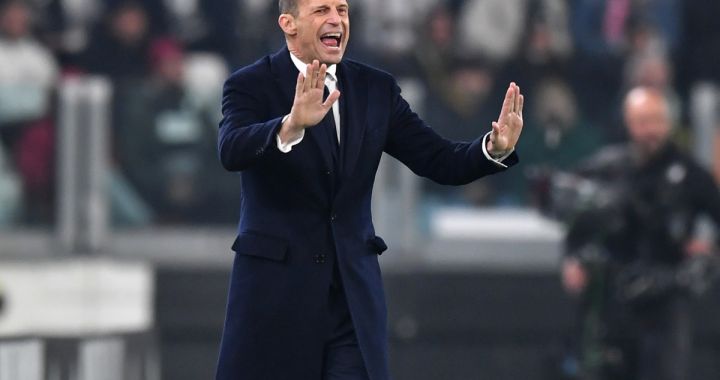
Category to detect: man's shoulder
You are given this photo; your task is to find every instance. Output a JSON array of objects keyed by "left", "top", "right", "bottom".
[
  {"left": 225, "top": 55, "right": 274, "bottom": 85},
  {"left": 342, "top": 58, "right": 396, "bottom": 84}
]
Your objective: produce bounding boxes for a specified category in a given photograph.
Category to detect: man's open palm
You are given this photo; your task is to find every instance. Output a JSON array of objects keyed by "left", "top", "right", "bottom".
[
  {"left": 289, "top": 60, "right": 341, "bottom": 130},
  {"left": 488, "top": 83, "right": 524, "bottom": 155}
]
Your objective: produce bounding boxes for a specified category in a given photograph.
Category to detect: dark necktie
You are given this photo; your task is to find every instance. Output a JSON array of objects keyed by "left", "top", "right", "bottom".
[
  {"left": 322, "top": 83, "right": 342, "bottom": 189},
  {"left": 323, "top": 84, "right": 340, "bottom": 152}
]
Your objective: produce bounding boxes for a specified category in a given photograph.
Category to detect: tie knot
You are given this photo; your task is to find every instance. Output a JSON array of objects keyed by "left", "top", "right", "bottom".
[{"left": 325, "top": 72, "right": 336, "bottom": 84}]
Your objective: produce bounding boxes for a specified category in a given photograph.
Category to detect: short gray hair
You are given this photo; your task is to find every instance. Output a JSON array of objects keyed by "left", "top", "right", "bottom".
[{"left": 278, "top": 0, "right": 299, "bottom": 16}]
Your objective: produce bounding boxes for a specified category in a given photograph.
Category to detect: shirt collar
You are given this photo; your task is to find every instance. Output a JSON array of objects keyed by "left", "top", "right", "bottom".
[{"left": 289, "top": 52, "right": 337, "bottom": 82}]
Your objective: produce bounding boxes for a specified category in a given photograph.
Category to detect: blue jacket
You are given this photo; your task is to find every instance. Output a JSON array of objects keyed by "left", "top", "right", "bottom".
[{"left": 216, "top": 48, "right": 518, "bottom": 380}]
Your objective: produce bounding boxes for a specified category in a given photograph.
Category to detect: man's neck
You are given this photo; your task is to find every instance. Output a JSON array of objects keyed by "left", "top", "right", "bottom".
[
  {"left": 288, "top": 49, "right": 337, "bottom": 80},
  {"left": 631, "top": 141, "right": 670, "bottom": 167}
]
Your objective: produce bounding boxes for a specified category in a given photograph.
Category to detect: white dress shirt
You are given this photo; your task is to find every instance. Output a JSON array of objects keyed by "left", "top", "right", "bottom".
[
  {"left": 276, "top": 53, "right": 513, "bottom": 167},
  {"left": 276, "top": 53, "right": 340, "bottom": 153}
]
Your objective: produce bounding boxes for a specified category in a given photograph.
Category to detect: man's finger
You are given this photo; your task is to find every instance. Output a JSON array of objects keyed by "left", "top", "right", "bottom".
[
  {"left": 295, "top": 72, "right": 305, "bottom": 96},
  {"left": 312, "top": 60, "right": 320, "bottom": 88},
  {"left": 514, "top": 85, "right": 521, "bottom": 114},
  {"left": 318, "top": 64, "right": 328, "bottom": 89},
  {"left": 323, "top": 90, "right": 341, "bottom": 108},
  {"left": 501, "top": 84, "right": 514, "bottom": 117},
  {"left": 312, "top": 60, "right": 322, "bottom": 88},
  {"left": 304, "top": 64, "right": 314, "bottom": 93},
  {"left": 308, "top": 60, "right": 317, "bottom": 89},
  {"left": 491, "top": 121, "right": 501, "bottom": 142},
  {"left": 518, "top": 94, "right": 524, "bottom": 118}
]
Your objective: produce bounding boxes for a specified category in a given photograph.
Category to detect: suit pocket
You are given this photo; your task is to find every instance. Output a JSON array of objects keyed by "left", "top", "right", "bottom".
[
  {"left": 366, "top": 235, "right": 388, "bottom": 255},
  {"left": 232, "top": 231, "right": 289, "bottom": 261}
]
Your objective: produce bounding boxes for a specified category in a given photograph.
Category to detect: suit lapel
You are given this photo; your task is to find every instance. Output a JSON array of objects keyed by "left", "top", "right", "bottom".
[{"left": 270, "top": 48, "right": 334, "bottom": 171}]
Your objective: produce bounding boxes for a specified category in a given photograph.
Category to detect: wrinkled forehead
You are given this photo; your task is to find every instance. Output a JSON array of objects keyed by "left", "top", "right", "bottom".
[{"left": 299, "top": 0, "right": 349, "bottom": 11}]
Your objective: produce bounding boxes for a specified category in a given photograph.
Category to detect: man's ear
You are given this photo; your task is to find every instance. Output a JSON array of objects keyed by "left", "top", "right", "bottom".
[{"left": 279, "top": 14, "right": 297, "bottom": 36}]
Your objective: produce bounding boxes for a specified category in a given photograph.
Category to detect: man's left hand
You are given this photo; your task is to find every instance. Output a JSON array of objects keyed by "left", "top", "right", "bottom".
[{"left": 488, "top": 82, "right": 524, "bottom": 156}]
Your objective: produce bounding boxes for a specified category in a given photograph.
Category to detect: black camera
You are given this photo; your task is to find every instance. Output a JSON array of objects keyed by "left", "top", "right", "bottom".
[{"left": 531, "top": 167, "right": 719, "bottom": 302}]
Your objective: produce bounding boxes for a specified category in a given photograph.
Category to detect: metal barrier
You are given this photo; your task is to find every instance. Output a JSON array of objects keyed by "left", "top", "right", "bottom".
[
  {"left": 57, "top": 77, "right": 112, "bottom": 254},
  {"left": 0, "top": 339, "right": 43, "bottom": 380},
  {"left": 0, "top": 335, "right": 159, "bottom": 380},
  {"left": 0, "top": 260, "right": 156, "bottom": 380}
]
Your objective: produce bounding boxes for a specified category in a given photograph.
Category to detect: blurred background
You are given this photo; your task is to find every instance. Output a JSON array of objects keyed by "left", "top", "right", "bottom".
[{"left": 0, "top": 0, "right": 720, "bottom": 379}]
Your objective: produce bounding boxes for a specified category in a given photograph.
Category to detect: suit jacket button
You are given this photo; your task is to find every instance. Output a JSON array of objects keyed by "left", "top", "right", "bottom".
[
  {"left": 255, "top": 147, "right": 265, "bottom": 156},
  {"left": 330, "top": 214, "right": 337, "bottom": 222}
]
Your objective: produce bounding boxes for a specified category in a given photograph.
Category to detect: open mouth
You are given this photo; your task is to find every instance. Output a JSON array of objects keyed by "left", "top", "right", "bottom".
[{"left": 320, "top": 32, "right": 342, "bottom": 48}]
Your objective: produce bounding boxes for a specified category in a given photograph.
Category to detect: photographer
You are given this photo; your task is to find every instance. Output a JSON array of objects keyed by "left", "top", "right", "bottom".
[{"left": 561, "top": 87, "right": 720, "bottom": 380}]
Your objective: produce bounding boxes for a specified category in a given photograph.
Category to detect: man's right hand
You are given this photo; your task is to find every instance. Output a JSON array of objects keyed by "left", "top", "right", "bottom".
[
  {"left": 279, "top": 60, "right": 341, "bottom": 144},
  {"left": 562, "top": 258, "right": 587, "bottom": 295}
]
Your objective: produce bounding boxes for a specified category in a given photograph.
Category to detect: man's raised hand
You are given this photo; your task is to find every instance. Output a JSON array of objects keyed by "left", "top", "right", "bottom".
[
  {"left": 488, "top": 82, "right": 524, "bottom": 156},
  {"left": 279, "top": 60, "right": 341, "bottom": 143}
]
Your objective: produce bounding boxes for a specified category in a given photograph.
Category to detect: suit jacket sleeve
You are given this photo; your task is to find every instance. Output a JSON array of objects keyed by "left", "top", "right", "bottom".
[
  {"left": 384, "top": 79, "right": 518, "bottom": 185},
  {"left": 217, "top": 73, "right": 284, "bottom": 172}
]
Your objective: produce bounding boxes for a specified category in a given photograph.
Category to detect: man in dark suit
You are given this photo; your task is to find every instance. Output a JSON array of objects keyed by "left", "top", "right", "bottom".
[{"left": 216, "top": 0, "right": 524, "bottom": 379}]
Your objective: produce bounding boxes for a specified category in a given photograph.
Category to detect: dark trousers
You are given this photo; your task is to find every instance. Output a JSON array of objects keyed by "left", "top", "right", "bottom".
[
  {"left": 599, "top": 296, "right": 691, "bottom": 380},
  {"left": 323, "top": 261, "right": 369, "bottom": 380},
  {"left": 636, "top": 297, "right": 691, "bottom": 380}
]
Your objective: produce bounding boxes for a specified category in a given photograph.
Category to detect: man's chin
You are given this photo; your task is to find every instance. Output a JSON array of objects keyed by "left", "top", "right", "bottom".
[
  {"left": 638, "top": 141, "right": 664, "bottom": 157},
  {"left": 319, "top": 53, "right": 343, "bottom": 65},
  {"left": 316, "top": 45, "right": 345, "bottom": 65}
]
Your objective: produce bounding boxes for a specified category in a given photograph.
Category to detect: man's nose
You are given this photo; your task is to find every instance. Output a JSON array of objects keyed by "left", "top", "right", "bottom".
[{"left": 326, "top": 8, "right": 341, "bottom": 24}]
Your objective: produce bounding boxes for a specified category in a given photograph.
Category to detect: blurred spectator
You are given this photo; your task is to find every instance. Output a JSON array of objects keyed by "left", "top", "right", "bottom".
[
  {"left": 499, "top": 78, "right": 606, "bottom": 205},
  {"left": 496, "top": 0, "right": 574, "bottom": 116},
  {"left": 518, "top": 0, "right": 573, "bottom": 78},
  {"left": 570, "top": 0, "right": 625, "bottom": 135},
  {"left": 525, "top": 0, "right": 573, "bottom": 65},
  {"left": 627, "top": 0, "right": 681, "bottom": 54},
  {"left": 41, "top": 0, "right": 104, "bottom": 67},
  {"left": 114, "top": 38, "right": 239, "bottom": 224},
  {"left": 456, "top": 0, "right": 528, "bottom": 64},
  {"left": 360, "top": 0, "right": 436, "bottom": 57},
  {"left": 677, "top": 0, "right": 720, "bottom": 91},
  {"left": 572, "top": 0, "right": 680, "bottom": 57},
  {"left": 162, "top": 0, "right": 240, "bottom": 63},
  {"left": 0, "top": 0, "right": 59, "bottom": 225},
  {"left": 570, "top": 0, "right": 682, "bottom": 135},
  {"left": 236, "top": 0, "right": 285, "bottom": 67},
  {"left": 413, "top": 3, "right": 457, "bottom": 116},
  {"left": 80, "top": 1, "right": 152, "bottom": 81},
  {"left": 424, "top": 58, "right": 500, "bottom": 143},
  {"left": 422, "top": 57, "right": 503, "bottom": 206},
  {"left": 0, "top": 0, "right": 58, "bottom": 134},
  {"left": 623, "top": 48, "right": 680, "bottom": 123}
]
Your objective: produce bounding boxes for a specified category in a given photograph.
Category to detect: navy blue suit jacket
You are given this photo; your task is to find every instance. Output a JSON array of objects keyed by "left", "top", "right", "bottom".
[{"left": 216, "top": 48, "right": 518, "bottom": 380}]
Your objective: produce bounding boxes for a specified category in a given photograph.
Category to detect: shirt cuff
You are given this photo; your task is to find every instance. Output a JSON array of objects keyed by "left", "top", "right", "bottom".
[
  {"left": 276, "top": 114, "right": 305, "bottom": 153},
  {"left": 481, "top": 132, "right": 513, "bottom": 168}
]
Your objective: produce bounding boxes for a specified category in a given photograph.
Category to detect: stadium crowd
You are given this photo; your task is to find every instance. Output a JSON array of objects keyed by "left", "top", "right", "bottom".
[{"left": 0, "top": 0, "right": 718, "bottom": 226}]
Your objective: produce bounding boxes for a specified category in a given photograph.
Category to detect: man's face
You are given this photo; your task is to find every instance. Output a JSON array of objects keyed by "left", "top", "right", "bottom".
[
  {"left": 624, "top": 90, "right": 671, "bottom": 156},
  {"left": 112, "top": 7, "right": 148, "bottom": 45},
  {"left": 285, "top": 0, "right": 350, "bottom": 65},
  {"left": 0, "top": 3, "right": 31, "bottom": 40}
]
